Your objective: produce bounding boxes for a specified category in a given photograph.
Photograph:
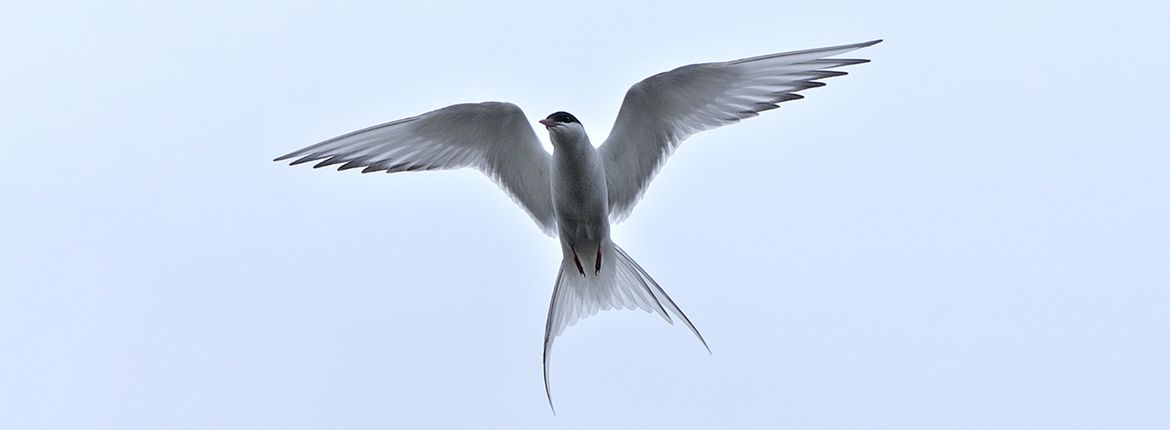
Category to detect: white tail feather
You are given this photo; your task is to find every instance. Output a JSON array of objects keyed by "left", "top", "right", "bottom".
[{"left": 542, "top": 241, "right": 708, "bottom": 412}]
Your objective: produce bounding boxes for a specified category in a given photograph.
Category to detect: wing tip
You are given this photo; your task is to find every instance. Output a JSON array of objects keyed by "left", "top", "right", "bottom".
[
  {"left": 730, "top": 38, "right": 883, "bottom": 65},
  {"left": 288, "top": 156, "right": 317, "bottom": 166},
  {"left": 775, "top": 93, "right": 805, "bottom": 103},
  {"left": 273, "top": 152, "right": 301, "bottom": 163},
  {"left": 337, "top": 159, "right": 369, "bottom": 171},
  {"left": 312, "top": 158, "right": 339, "bottom": 169},
  {"left": 825, "top": 38, "right": 883, "bottom": 56}
]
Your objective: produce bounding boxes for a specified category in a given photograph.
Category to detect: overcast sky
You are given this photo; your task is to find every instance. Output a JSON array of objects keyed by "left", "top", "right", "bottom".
[{"left": 2, "top": 0, "right": 1168, "bottom": 429}]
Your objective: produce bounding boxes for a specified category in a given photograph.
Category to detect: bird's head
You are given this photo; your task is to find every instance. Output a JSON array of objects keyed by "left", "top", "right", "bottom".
[{"left": 539, "top": 111, "right": 586, "bottom": 147}]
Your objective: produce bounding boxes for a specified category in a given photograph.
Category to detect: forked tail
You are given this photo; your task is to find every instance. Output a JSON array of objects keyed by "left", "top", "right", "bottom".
[{"left": 542, "top": 241, "right": 709, "bottom": 413}]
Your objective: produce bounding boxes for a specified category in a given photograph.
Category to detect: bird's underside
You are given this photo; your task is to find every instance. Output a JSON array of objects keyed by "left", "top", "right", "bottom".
[{"left": 274, "top": 39, "right": 881, "bottom": 412}]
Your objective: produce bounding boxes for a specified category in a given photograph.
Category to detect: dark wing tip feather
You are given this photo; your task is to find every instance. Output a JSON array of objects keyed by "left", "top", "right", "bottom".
[
  {"left": 753, "top": 103, "right": 781, "bottom": 113},
  {"left": 337, "top": 159, "right": 367, "bottom": 171},
  {"left": 774, "top": 93, "right": 805, "bottom": 102},
  {"left": 800, "top": 58, "right": 871, "bottom": 68},
  {"left": 312, "top": 156, "right": 346, "bottom": 169},
  {"left": 801, "top": 70, "right": 849, "bottom": 79},
  {"left": 837, "top": 58, "right": 871, "bottom": 66},
  {"left": 287, "top": 155, "right": 319, "bottom": 166},
  {"left": 274, "top": 149, "right": 313, "bottom": 163}
]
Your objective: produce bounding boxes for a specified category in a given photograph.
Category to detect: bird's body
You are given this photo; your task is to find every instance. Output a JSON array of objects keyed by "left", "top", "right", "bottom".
[
  {"left": 549, "top": 120, "right": 609, "bottom": 269},
  {"left": 275, "top": 39, "right": 881, "bottom": 412}
]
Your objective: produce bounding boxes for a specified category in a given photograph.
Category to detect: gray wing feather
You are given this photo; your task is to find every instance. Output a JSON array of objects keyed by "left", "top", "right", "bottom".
[
  {"left": 600, "top": 40, "right": 881, "bottom": 222},
  {"left": 276, "top": 102, "right": 557, "bottom": 236}
]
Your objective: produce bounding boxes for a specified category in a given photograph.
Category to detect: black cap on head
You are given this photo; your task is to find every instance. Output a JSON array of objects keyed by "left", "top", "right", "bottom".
[{"left": 546, "top": 111, "right": 580, "bottom": 125}]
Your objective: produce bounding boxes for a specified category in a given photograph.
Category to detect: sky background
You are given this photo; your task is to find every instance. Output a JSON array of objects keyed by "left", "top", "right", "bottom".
[{"left": 2, "top": 0, "right": 1168, "bottom": 429}]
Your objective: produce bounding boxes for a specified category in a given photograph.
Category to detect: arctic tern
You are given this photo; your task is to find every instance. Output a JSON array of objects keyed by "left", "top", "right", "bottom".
[{"left": 275, "top": 39, "right": 881, "bottom": 411}]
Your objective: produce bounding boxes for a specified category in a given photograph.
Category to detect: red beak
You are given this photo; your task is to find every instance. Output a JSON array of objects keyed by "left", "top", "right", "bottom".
[{"left": 539, "top": 118, "right": 556, "bottom": 128}]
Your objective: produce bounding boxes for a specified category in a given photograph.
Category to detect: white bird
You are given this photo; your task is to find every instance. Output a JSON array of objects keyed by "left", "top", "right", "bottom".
[{"left": 275, "top": 39, "right": 881, "bottom": 412}]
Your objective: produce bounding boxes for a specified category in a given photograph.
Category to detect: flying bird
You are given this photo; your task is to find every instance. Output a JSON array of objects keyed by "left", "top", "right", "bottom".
[{"left": 275, "top": 39, "right": 881, "bottom": 412}]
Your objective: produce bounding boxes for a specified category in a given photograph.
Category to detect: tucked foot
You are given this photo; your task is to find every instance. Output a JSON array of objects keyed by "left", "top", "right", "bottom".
[{"left": 571, "top": 246, "right": 585, "bottom": 277}]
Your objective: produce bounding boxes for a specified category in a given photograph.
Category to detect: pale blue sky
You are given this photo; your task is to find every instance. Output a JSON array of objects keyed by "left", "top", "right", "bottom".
[{"left": 2, "top": 0, "right": 1168, "bottom": 429}]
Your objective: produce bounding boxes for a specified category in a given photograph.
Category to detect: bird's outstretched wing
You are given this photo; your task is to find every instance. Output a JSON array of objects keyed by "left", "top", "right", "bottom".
[
  {"left": 600, "top": 40, "right": 881, "bottom": 222},
  {"left": 275, "top": 102, "right": 557, "bottom": 235}
]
